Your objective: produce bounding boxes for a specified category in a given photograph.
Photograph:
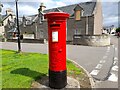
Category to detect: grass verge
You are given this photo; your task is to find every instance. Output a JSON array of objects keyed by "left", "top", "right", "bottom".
[{"left": 1, "top": 49, "right": 84, "bottom": 88}]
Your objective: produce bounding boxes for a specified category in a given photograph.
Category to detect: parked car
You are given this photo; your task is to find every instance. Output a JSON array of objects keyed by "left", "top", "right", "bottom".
[
  {"left": 117, "top": 32, "right": 120, "bottom": 38},
  {"left": 111, "top": 32, "right": 115, "bottom": 35}
]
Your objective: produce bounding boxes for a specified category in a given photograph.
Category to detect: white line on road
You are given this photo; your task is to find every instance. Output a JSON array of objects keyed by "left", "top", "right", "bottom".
[
  {"left": 114, "top": 57, "right": 118, "bottom": 61},
  {"left": 112, "top": 65, "right": 118, "bottom": 72},
  {"left": 90, "top": 70, "right": 100, "bottom": 76},
  {"left": 115, "top": 47, "right": 117, "bottom": 51},
  {"left": 108, "top": 73, "right": 118, "bottom": 82},
  {"left": 99, "top": 60, "right": 106, "bottom": 63},
  {"left": 113, "top": 61, "right": 118, "bottom": 65},
  {"left": 95, "top": 64, "right": 103, "bottom": 69},
  {"left": 107, "top": 47, "right": 110, "bottom": 50}
]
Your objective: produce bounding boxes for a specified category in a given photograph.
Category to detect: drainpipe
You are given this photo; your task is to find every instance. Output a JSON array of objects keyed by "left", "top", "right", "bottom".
[
  {"left": 86, "top": 16, "right": 88, "bottom": 35},
  {"left": 35, "top": 22, "right": 37, "bottom": 39}
]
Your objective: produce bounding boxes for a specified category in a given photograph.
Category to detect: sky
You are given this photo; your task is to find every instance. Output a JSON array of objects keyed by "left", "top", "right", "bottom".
[{"left": 1, "top": 0, "right": 119, "bottom": 27}]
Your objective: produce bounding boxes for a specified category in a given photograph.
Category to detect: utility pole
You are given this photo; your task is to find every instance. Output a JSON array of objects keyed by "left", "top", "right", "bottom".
[{"left": 15, "top": 0, "right": 21, "bottom": 52}]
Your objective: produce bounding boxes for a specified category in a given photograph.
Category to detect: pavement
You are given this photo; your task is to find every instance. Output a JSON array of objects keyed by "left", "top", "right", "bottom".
[
  {"left": 31, "top": 77, "right": 80, "bottom": 89},
  {"left": 0, "top": 36, "right": 119, "bottom": 88}
]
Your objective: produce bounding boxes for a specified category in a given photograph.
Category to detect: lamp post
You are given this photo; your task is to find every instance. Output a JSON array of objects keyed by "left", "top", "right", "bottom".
[{"left": 15, "top": 0, "right": 21, "bottom": 52}]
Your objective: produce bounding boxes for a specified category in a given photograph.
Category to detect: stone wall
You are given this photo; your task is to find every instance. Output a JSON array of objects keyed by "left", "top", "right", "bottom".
[
  {"left": 73, "top": 34, "right": 110, "bottom": 46},
  {"left": 7, "top": 39, "right": 45, "bottom": 43}
]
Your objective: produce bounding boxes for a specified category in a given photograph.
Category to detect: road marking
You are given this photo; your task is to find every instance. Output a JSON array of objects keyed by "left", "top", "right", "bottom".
[
  {"left": 113, "top": 61, "right": 118, "bottom": 65},
  {"left": 103, "top": 56, "right": 107, "bottom": 59},
  {"left": 114, "top": 57, "right": 118, "bottom": 61},
  {"left": 112, "top": 65, "right": 118, "bottom": 72},
  {"left": 95, "top": 64, "right": 103, "bottom": 69},
  {"left": 107, "top": 47, "right": 110, "bottom": 50},
  {"left": 108, "top": 73, "right": 118, "bottom": 82},
  {"left": 90, "top": 70, "right": 99, "bottom": 76},
  {"left": 99, "top": 60, "right": 106, "bottom": 63},
  {"left": 115, "top": 47, "right": 117, "bottom": 51}
]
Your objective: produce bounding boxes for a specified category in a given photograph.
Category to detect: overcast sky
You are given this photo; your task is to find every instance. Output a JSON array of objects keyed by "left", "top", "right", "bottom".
[{"left": 1, "top": 0, "right": 119, "bottom": 27}]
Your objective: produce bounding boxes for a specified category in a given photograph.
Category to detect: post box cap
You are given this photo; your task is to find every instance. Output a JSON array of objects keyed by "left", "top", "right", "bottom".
[{"left": 44, "top": 12, "right": 70, "bottom": 19}]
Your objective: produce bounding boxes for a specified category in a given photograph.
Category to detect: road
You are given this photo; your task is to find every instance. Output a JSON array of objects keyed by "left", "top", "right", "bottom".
[
  {"left": 0, "top": 35, "right": 118, "bottom": 88},
  {"left": 94, "top": 35, "right": 119, "bottom": 88}
]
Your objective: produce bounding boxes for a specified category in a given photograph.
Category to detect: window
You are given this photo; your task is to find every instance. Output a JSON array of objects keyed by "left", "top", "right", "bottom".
[
  {"left": 40, "top": 30, "right": 44, "bottom": 38},
  {"left": 75, "top": 10, "right": 81, "bottom": 20}
]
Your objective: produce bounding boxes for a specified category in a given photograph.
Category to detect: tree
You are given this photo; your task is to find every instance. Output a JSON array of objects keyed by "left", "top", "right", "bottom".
[{"left": 116, "top": 28, "right": 120, "bottom": 33}]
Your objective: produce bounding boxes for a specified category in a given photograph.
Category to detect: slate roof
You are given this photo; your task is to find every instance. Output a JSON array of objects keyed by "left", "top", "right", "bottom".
[
  {"left": 43, "top": 2, "right": 96, "bottom": 16},
  {"left": 2, "top": 15, "right": 9, "bottom": 21},
  {"left": 20, "top": 14, "right": 38, "bottom": 25},
  {"left": 2, "top": 15, "right": 6, "bottom": 19},
  {"left": 2, "top": 14, "right": 16, "bottom": 22},
  {"left": 8, "top": 28, "right": 18, "bottom": 33},
  {"left": 19, "top": 1, "right": 96, "bottom": 25}
]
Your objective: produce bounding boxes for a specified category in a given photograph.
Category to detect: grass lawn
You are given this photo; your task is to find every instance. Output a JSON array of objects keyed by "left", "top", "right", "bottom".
[{"left": 1, "top": 49, "right": 81, "bottom": 88}]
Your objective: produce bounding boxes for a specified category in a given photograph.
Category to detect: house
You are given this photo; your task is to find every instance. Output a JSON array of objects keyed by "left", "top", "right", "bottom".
[
  {"left": 4, "top": 0, "right": 103, "bottom": 42},
  {"left": 0, "top": 2, "right": 3, "bottom": 35},
  {"left": 0, "top": 8, "right": 16, "bottom": 38},
  {"left": 103, "top": 25, "right": 116, "bottom": 35}
]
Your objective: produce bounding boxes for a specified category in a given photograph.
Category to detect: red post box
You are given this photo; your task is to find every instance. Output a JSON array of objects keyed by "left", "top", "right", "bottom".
[{"left": 44, "top": 12, "right": 69, "bottom": 89}]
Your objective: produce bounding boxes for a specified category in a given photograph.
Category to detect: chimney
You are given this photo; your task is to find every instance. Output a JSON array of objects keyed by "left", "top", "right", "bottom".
[
  {"left": 6, "top": 8, "right": 13, "bottom": 15},
  {"left": 38, "top": 3, "right": 46, "bottom": 13}
]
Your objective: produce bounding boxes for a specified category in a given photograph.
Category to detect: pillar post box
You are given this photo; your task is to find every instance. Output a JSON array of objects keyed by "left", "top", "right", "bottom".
[{"left": 44, "top": 12, "right": 69, "bottom": 89}]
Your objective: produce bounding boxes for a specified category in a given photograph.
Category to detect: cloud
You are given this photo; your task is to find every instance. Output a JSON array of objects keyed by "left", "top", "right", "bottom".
[
  {"left": 102, "top": 2, "right": 118, "bottom": 27},
  {"left": 18, "top": 5, "right": 38, "bottom": 16},
  {"left": 1, "top": 3, "right": 15, "bottom": 15},
  {"left": 1, "top": 2, "right": 39, "bottom": 16},
  {"left": 101, "top": 0, "right": 119, "bottom": 2},
  {"left": 103, "top": 16, "right": 118, "bottom": 27},
  {"left": 104, "top": 16, "right": 118, "bottom": 23},
  {"left": 56, "top": 1, "right": 66, "bottom": 7},
  {"left": 1, "top": 0, "right": 119, "bottom": 3}
]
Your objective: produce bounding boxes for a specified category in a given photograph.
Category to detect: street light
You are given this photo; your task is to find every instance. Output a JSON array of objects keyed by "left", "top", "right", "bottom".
[{"left": 15, "top": 0, "right": 21, "bottom": 52}]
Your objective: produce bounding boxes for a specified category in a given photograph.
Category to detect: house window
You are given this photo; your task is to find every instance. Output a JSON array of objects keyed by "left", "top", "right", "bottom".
[
  {"left": 40, "top": 30, "right": 44, "bottom": 38},
  {"left": 75, "top": 10, "right": 81, "bottom": 20}
]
